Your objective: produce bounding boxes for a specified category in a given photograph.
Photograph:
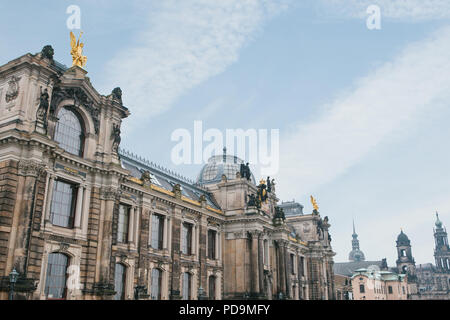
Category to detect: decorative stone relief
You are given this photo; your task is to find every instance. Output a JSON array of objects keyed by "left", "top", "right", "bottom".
[
  {"left": 50, "top": 86, "right": 100, "bottom": 134},
  {"left": 18, "top": 160, "right": 46, "bottom": 177},
  {"left": 100, "top": 186, "right": 119, "bottom": 201},
  {"left": 5, "top": 76, "right": 20, "bottom": 103}
]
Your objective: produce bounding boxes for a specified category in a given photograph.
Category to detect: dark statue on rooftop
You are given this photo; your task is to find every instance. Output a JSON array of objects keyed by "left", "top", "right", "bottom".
[
  {"left": 41, "top": 45, "right": 54, "bottom": 60},
  {"left": 240, "top": 162, "right": 251, "bottom": 181},
  {"left": 267, "top": 177, "right": 272, "bottom": 193},
  {"left": 112, "top": 87, "right": 123, "bottom": 104}
]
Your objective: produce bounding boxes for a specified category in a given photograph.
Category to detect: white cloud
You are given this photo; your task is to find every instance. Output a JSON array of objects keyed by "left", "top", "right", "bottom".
[
  {"left": 277, "top": 25, "right": 450, "bottom": 200},
  {"left": 318, "top": 0, "right": 450, "bottom": 20},
  {"left": 102, "top": 0, "right": 290, "bottom": 131}
]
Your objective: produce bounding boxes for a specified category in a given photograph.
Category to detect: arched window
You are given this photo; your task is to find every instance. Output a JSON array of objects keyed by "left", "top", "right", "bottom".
[
  {"left": 151, "top": 268, "right": 162, "bottom": 300},
  {"left": 45, "top": 253, "right": 69, "bottom": 299},
  {"left": 182, "top": 272, "right": 192, "bottom": 300},
  {"left": 114, "top": 263, "right": 127, "bottom": 300},
  {"left": 54, "top": 107, "right": 84, "bottom": 156},
  {"left": 208, "top": 275, "right": 216, "bottom": 300}
]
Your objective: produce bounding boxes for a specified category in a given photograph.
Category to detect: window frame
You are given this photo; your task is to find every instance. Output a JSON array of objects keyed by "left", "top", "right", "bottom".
[
  {"left": 181, "top": 222, "right": 193, "bottom": 256},
  {"left": 151, "top": 214, "right": 165, "bottom": 250},
  {"left": 117, "top": 204, "right": 131, "bottom": 244},
  {"left": 151, "top": 268, "right": 163, "bottom": 300},
  {"left": 54, "top": 106, "right": 85, "bottom": 157},
  {"left": 44, "top": 252, "right": 69, "bottom": 300},
  {"left": 182, "top": 272, "right": 192, "bottom": 300},
  {"left": 114, "top": 263, "right": 127, "bottom": 300},
  {"left": 208, "top": 275, "right": 216, "bottom": 300},
  {"left": 207, "top": 229, "right": 217, "bottom": 260},
  {"left": 50, "top": 179, "right": 78, "bottom": 229},
  {"left": 359, "top": 284, "right": 365, "bottom": 293}
]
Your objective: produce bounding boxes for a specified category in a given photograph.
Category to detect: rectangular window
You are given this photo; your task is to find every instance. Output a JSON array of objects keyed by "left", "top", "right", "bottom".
[
  {"left": 263, "top": 240, "right": 269, "bottom": 266},
  {"left": 299, "top": 257, "right": 305, "bottom": 276},
  {"left": 151, "top": 269, "right": 162, "bottom": 300},
  {"left": 151, "top": 214, "right": 165, "bottom": 250},
  {"left": 388, "top": 286, "right": 393, "bottom": 294},
  {"left": 50, "top": 180, "right": 78, "bottom": 228},
  {"left": 117, "top": 204, "right": 130, "bottom": 243},
  {"left": 208, "top": 230, "right": 217, "bottom": 260},
  {"left": 182, "top": 272, "right": 191, "bottom": 300},
  {"left": 181, "top": 223, "right": 193, "bottom": 255},
  {"left": 360, "top": 284, "right": 365, "bottom": 293}
]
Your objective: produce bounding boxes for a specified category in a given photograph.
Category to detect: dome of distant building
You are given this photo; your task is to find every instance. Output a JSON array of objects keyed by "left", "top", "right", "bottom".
[
  {"left": 197, "top": 153, "right": 256, "bottom": 185},
  {"left": 396, "top": 230, "right": 410, "bottom": 246},
  {"left": 349, "top": 249, "right": 366, "bottom": 262}
]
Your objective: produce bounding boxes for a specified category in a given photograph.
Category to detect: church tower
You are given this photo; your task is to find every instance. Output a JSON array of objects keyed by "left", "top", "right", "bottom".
[
  {"left": 396, "top": 230, "right": 416, "bottom": 275},
  {"left": 348, "top": 220, "right": 365, "bottom": 262},
  {"left": 434, "top": 212, "right": 450, "bottom": 272}
]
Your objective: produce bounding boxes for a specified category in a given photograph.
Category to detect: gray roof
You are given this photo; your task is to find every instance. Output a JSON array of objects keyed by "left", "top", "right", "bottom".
[
  {"left": 119, "top": 148, "right": 221, "bottom": 211},
  {"left": 279, "top": 200, "right": 304, "bottom": 216},
  {"left": 197, "top": 154, "right": 256, "bottom": 185},
  {"left": 333, "top": 261, "right": 384, "bottom": 277}
]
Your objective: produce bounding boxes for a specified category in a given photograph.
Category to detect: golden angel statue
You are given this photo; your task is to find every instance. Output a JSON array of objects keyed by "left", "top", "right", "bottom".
[
  {"left": 310, "top": 195, "right": 319, "bottom": 212},
  {"left": 70, "top": 31, "right": 87, "bottom": 68}
]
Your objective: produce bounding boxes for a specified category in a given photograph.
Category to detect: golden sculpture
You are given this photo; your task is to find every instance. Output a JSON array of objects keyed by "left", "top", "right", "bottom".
[
  {"left": 70, "top": 31, "right": 87, "bottom": 68},
  {"left": 310, "top": 195, "right": 319, "bottom": 212}
]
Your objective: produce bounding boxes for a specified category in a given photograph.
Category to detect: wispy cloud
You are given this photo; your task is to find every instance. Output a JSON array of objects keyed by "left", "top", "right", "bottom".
[
  {"left": 102, "top": 0, "right": 290, "bottom": 131},
  {"left": 318, "top": 0, "right": 450, "bottom": 20},
  {"left": 277, "top": 25, "right": 450, "bottom": 200}
]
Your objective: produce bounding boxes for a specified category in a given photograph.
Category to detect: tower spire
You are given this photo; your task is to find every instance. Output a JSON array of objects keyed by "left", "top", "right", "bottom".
[{"left": 349, "top": 218, "right": 365, "bottom": 262}]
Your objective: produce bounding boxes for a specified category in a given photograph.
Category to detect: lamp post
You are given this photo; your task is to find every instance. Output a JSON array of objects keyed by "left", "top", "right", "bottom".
[
  {"left": 198, "top": 286, "right": 205, "bottom": 300},
  {"left": 9, "top": 269, "right": 19, "bottom": 300}
]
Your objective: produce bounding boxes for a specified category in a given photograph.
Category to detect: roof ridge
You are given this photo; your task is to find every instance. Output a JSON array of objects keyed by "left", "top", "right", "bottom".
[{"left": 119, "top": 147, "right": 208, "bottom": 191}]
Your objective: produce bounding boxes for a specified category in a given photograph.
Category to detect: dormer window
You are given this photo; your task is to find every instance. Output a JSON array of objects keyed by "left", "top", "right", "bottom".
[{"left": 54, "top": 107, "right": 85, "bottom": 157}]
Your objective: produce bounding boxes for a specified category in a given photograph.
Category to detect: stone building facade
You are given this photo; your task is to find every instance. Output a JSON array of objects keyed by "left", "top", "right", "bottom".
[
  {"left": 0, "top": 46, "right": 335, "bottom": 300},
  {"left": 351, "top": 269, "right": 409, "bottom": 300},
  {"left": 414, "top": 214, "right": 450, "bottom": 299}
]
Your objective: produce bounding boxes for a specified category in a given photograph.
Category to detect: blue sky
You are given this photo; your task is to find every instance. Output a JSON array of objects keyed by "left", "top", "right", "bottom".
[{"left": 2, "top": 0, "right": 450, "bottom": 265}]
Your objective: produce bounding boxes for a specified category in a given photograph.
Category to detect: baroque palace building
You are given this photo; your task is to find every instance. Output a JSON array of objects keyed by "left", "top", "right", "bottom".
[{"left": 0, "top": 45, "right": 335, "bottom": 300}]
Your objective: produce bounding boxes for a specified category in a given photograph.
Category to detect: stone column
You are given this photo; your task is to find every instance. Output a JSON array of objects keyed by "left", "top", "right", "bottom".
[
  {"left": 40, "top": 173, "right": 51, "bottom": 226},
  {"left": 278, "top": 241, "right": 287, "bottom": 295},
  {"left": 216, "top": 231, "right": 220, "bottom": 260},
  {"left": 258, "top": 233, "right": 264, "bottom": 295},
  {"left": 74, "top": 186, "right": 84, "bottom": 228},
  {"left": 170, "top": 208, "right": 182, "bottom": 300},
  {"left": 284, "top": 244, "right": 291, "bottom": 298},
  {"left": 166, "top": 216, "right": 172, "bottom": 251},
  {"left": 128, "top": 206, "right": 135, "bottom": 243},
  {"left": 81, "top": 186, "right": 91, "bottom": 234},
  {"left": 7, "top": 160, "right": 45, "bottom": 276},
  {"left": 98, "top": 187, "right": 117, "bottom": 284},
  {"left": 134, "top": 207, "right": 140, "bottom": 245},
  {"left": 44, "top": 174, "right": 55, "bottom": 223},
  {"left": 250, "top": 232, "right": 260, "bottom": 294}
]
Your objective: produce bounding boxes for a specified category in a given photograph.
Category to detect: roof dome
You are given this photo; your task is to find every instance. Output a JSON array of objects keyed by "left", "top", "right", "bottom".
[
  {"left": 197, "top": 154, "right": 256, "bottom": 185},
  {"left": 397, "top": 230, "right": 410, "bottom": 245},
  {"left": 349, "top": 249, "right": 366, "bottom": 262}
]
